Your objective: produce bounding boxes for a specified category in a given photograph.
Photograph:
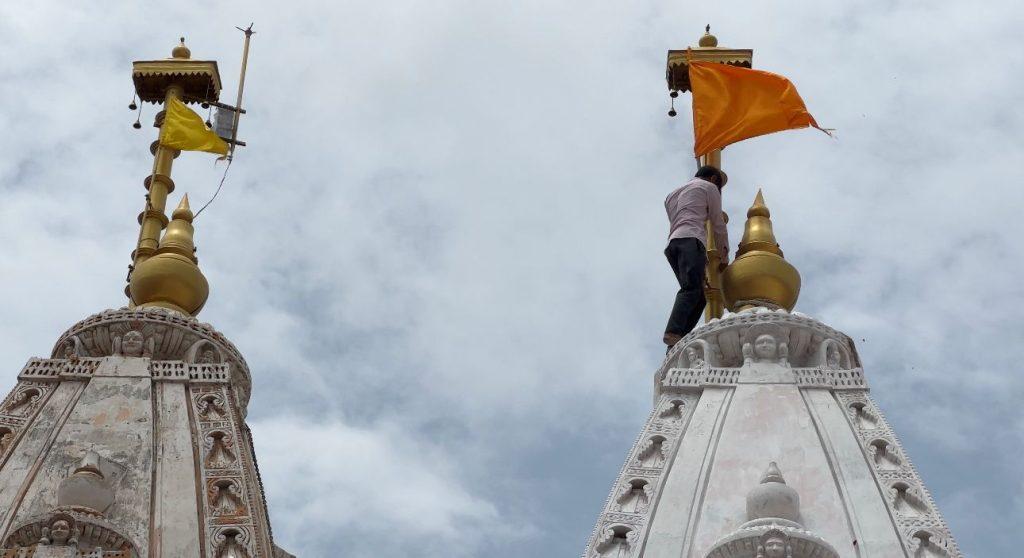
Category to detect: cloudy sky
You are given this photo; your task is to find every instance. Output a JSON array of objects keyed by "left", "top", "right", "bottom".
[{"left": 0, "top": 1, "right": 1021, "bottom": 556}]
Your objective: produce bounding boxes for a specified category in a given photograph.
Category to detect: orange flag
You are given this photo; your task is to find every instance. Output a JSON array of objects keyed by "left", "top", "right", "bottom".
[{"left": 689, "top": 61, "right": 829, "bottom": 156}]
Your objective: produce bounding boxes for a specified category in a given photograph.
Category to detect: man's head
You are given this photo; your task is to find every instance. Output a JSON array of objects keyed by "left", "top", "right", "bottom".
[{"left": 695, "top": 165, "right": 727, "bottom": 189}]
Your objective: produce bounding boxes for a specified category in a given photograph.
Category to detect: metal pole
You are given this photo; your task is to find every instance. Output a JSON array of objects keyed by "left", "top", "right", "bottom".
[{"left": 229, "top": 24, "right": 255, "bottom": 160}]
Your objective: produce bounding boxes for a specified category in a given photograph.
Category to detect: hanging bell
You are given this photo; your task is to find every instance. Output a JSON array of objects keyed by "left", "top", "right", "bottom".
[
  {"left": 133, "top": 121, "right": 142, "bottom": 129},
  {"left": 670, "top": 91, "right": 679, "bottom": 99},
  {"left": 128, "top": 101, "right": 138, "bottom": 110},
  {"left": 668, "top": 109, "right": 677, "bottom": 117}
]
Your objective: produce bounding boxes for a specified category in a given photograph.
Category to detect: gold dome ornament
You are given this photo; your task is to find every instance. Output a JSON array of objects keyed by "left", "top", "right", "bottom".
[
  {"left": 721, "top": 189, "right": 801, "bottom": 311},
  {"left": 171, "top": 37, "right": 191, "bottom": 59},
  {"left": 698, "top": 25, "right": 718, "bottom": 47},
  {"left": 128, "top": 195, "right": 209, "bottom": 316}
]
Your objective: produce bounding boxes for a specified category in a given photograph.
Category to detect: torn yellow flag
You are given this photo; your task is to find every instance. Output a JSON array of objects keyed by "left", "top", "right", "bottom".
[{"left": 159, "top": 97, "right": 229, "bottom": 156}]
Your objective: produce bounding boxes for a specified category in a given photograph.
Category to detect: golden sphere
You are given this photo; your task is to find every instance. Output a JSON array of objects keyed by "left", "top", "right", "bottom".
[
  {"left": 698, "top": 30, "right": 718, "bottom": 47},
  {"left": 722, "top": 251, "right": 801, "bottom": 311},
  {"left": 171, "top": 38, "right": 191, "bottom": 59},
  {"left": 129, "top": 252, "right": 209, "bottom": 315}
]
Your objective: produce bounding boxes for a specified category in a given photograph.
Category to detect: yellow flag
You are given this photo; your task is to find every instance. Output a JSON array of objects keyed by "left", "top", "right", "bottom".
[{"left": 159, "top": 97, "right": 229, "bottom": 156}]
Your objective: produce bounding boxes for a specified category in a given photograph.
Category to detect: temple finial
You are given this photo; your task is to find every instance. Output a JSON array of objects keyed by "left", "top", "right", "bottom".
[
  {"left": 722, "top": 189, "right": 801, "bottom": 311},
  {"left": 699, "top": 24, "right": 719, "bottom": 47},
  {"left": 172, "top": 37, "right": 191, "bottom": 59},
  {"left": 128, "top": 194, "right": 209, "bottom": 316}
]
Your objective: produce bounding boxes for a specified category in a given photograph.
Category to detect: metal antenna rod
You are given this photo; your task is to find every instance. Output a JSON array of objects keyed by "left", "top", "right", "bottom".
[{"left": 228, "top": 23, "right": 255, "bottom": 161}]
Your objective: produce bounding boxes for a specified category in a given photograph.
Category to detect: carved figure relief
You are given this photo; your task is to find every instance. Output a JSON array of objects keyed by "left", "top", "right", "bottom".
[
  {"left": 39, "top": 518, "right": 79, "bottom": 547},
  {"left": 742, "top": 334, "right": 788, "bottom": 366},
  {"left": 756, "top": 529, "right": 793, "bottom": 558},
  {"left": 197, "top": 394, "right": 228, "bottom": 421},
  {"left": 61, "top": 336, "right": 83, "bottom": 361},
  {"left": 594, "top": 525, "right": 635, "bottom": 558},
  {"left": 187, "top": 340, "right": 224, "bottom": 364},
  {"left": 891, "top": 482, "right": 931, "bottom": 517},
  {"left": 685, "top": 345, "right": 706, "bottom": 369},
  {"left": 634, "top": 436, "right": 667, "bottom": 468},
  {"left": 868, "top": 439, "right": 902, "bottom": 471},
  {"left": 112, "top": 330, "right": 152, "bottom": 358},
  {"left": 4, "top": 388, "right": 41, "bottom": 417},
  {"left": 204, "top": 431, "right": 238, "bottom": 469},
  {"left": 209, "top": 479, "right": 247, "bottom": 517}
]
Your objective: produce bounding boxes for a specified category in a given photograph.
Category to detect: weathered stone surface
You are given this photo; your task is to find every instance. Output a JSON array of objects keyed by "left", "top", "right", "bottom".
[{"left": 0, "top": 309, "right": 285, "bottom": 557}]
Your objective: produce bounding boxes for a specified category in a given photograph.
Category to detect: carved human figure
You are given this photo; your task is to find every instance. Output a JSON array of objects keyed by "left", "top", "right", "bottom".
[
  {"left": 826, "top": 343, "right": 842, "bottom": 369},
  {"left": 685, "top": 346, "right": 705, "bottom": 369},
  {"left": 757, "top": 535, "right": 789, "bottom": 558},
  {"left": 61, "top": 339, "right": 79, "bottom": 361},
  {"left": 122, "top": 330, "right": 144, "bottom": 357},
  {"left": 40, "top": 519, "right": 77, "bottom": 546},
  {"left": 199, "top": 349, "right": 218, "bottom": 364},
  {"left": 743, "top": 334, "right": 788, "bottom": 365}
]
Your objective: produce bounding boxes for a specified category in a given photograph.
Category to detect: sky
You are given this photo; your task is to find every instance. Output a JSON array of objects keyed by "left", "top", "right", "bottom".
[{"left": 0, "top": 1, "right": 1021, "bottom": 556}]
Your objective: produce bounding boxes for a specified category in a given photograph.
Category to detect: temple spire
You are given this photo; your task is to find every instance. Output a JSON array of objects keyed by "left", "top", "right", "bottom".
[{"left": 722, "top": 189, "right": 801, "bottom": 312}]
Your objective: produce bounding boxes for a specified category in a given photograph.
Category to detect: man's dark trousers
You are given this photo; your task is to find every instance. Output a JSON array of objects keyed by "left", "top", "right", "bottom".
[{"left": 664, "top": 237, "right": 707, "bottom": 338}]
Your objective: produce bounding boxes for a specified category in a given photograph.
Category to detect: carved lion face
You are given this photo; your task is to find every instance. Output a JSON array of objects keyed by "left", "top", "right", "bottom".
[{"left": 754, "top": 334, "right": 777, "bottom": 360}]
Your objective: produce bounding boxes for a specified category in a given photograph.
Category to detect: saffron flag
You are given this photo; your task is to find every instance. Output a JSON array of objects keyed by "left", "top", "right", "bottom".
[
  {"left": 689, "top": 61, "right": 828, "bottom": 157},
  {"left": 159, "top": 97, "right": 229, "bottom": 156}
]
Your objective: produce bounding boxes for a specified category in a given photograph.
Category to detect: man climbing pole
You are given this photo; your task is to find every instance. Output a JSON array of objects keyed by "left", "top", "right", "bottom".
[{"left": 662, "top": 165, "right": 729, "bottom": 349}]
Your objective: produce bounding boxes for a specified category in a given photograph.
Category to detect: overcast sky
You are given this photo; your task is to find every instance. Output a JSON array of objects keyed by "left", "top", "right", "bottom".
[{"left": 0, "top": 1, "right": 1021, "bottom": 556}]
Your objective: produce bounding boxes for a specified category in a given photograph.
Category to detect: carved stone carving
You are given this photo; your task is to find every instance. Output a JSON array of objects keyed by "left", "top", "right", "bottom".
[
  {"left": 3, "top": 508, "right": 138, "bottom": 555},
  {"left": 51, "top": 308, "right": 252, "bottom": 410},
  {"left": 112, "top": 330, "right": 152, "bottom": 358},
  {"left": 583, "top": 393, "right": 698, "bottom": 558},
  {"left": 706, "top": 463, "right": 838, "bottom": 558},
  {"left": 662, "top": 308, "right": 859, "bottom": 372},
  {"left": 835, "top": 391, "right": 962, "bottom": 556}
]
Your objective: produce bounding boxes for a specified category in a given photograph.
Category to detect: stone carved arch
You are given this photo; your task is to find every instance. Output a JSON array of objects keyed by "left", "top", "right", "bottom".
[
  {"left": 204, "top": 430, "right": 238, "bottom": 469},
  {"left": 657, "top": 399, "right": 687, "bottom": 420},
  {"left": 815, "top": 338, "right": 851, "bottom": 370},
  {"left": 634, "top": 435, "right": 668, "bottom": 468},
  {"left": 847, "top": 401, "right": 880, "bottom": 430},
  {"left": 612, "top": 478, "right": 653, "bottom": 514},
  {"left": 677, "top": 339, "right": 713, "bottom": 369},
  {"left": 186, "top": 339, "right": 224, "bottom": 364},
  {"left": 593, "top": 524, "right": 636, "bottom": 558},
  {"left": 3, "top": 387, "right": 43, "bottom": 417},
  {"left": 910, "top": 529, "right": 953, "bottom": 558},
  {"left": 3, "top": 508, "right": 139, "bottom": 555},
  {"left": 867, "top": 438, "right": 903, "bottom": 471},
  {"left": 890, "top": 481, "right": 931, "bottom": 518},
  {"left": 212, "top": 526, "right": 253, "bottom": 558}
]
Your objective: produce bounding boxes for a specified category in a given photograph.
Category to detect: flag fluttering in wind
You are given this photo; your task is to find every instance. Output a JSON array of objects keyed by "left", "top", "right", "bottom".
[
  {"left": 689, "top": 61, "right": 829, "bottom": 157},
  {"left": 159, "top": 97, "right": 229, "bottom": 156}
]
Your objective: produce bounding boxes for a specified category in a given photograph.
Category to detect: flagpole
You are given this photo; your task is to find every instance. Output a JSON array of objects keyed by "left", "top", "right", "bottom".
[
  {"left": 667, "top": 26, "right": 751, "bottom": 322},
  {"left": 126, "top": 37, "right": 224, "bottom": 302},
  {"left": 228, "top": 24, "right": 255, "bottom": 161},
  {"left": 700, "top": 149, "right": 726, "bottom": 321}
]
